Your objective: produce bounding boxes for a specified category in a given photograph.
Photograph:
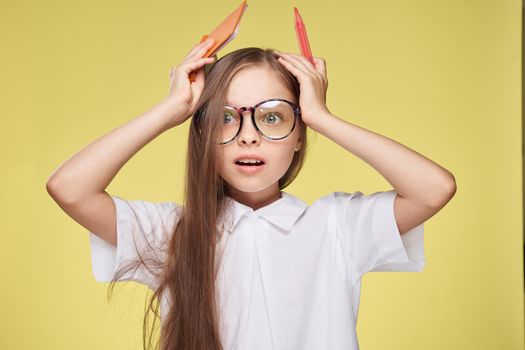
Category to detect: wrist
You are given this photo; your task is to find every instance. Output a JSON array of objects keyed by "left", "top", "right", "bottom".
[
  {"left": 305, "top": 110, "right": 335, "bottom": 133},
  {"left": 160, "top": 96, "right": 190, "bottom": 128}
]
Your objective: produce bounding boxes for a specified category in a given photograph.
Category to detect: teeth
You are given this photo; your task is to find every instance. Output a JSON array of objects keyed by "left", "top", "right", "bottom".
[{"left": 237, "top": 159, "right": 263, "bottom": 164}]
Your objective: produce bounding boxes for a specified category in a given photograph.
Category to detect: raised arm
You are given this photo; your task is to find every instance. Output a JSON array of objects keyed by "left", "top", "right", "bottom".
[
  {"left": 275, "top": 51, "right": 457, "bottom": 235},
  {"left": 46, "top": 38, "right": 217, "bottom": 246},
  {"left": 309, "top": 113, "right": 456, "bottom": 234}
]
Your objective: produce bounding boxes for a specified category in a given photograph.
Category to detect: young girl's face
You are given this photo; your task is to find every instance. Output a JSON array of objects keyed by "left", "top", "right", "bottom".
[{"left": 218, "top": 65, "right": 302, "bottom": 198}]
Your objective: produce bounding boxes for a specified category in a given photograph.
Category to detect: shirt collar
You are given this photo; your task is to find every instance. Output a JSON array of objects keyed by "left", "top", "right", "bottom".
[{"left": 222, "top": 191, "right": 308, "bottom": 233}]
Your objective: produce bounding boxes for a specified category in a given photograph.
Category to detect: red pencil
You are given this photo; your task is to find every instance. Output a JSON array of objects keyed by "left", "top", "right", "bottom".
[{"left": 294, "top": 7, "right": 315, "bottom": 66}]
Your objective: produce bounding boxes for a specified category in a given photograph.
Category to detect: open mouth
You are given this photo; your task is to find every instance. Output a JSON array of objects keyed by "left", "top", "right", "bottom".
[{"left": 235, "top": 160, "right": 265, "bottom": 167}]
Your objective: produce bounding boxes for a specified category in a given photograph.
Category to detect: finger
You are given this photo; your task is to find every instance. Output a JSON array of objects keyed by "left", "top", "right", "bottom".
[
  {"left": 276, "top": 51, "right": 315, "bottom": 74},
  {"left": 276, "top": 56, "right": 308, "bottom": 81},
  {"left": 313, "top": 57, "right": 327, "bottom": 85},
  {"left": 180, "top": 57, "right": 215, "bottom": 75},
  {"left": 184, "top": 43, "right": 205, "bottom": 61},
  {"left": 184, "top": 38, "right": 215, "bottom": 61},
  {"left": 194, "top": 63, "right": 206, "bottom": 85},
  {"left": 313, "top": 57, "right": 327, "bottom": 77},
  {"left": 188, "top": 37, "right": 214, "bottom": 57},
  {"left": 280, "top": 52, "right": 327, "bottom": 86},
  {"left": 174, "top": 56, "right": 216, "bottom": 83},
  {"left": 275, "top": 54, "right": 310, "bottom": 77}
]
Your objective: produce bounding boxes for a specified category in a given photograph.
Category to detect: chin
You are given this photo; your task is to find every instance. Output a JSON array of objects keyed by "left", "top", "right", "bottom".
[
  {"left": 224, "top": 179, "right": 274, "bottom": 194},
  {"left": 228, "top": 183, "right": 272, "bottom": 193},
  {"left": 220, "top": 164, "right": 291, "bottom": 194}
]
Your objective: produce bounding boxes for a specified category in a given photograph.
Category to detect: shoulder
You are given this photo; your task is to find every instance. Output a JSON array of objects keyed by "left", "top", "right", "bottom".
[
  {"left": 309, "top": 191, "right": 365, "bottom": 209},
  {"left": 305, "top": 190, "right": 398, "bottom": 222},
  {"left": 281, "top": 191, "right": 364, "bottom": 213},
  {"left": 111, "top": 195, "right": 183, "bottom": 242},
  {"left": 279, "top": 190, "right": 396, "bottom": 225},
  {"left": 315, "top": 190, "right": 396, "bottom": 207},
  {"left": 112, "top": 195, "right": 182, "bottom": 218},
  {"left": 284, "top": 191, "right": 365, "bottom": 224}
]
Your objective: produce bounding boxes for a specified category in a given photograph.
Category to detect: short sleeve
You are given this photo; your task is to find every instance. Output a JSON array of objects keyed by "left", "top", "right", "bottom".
[
  {"left": 333, "top": 190, "right": 426, "bottom": 286},
  {"left": 88, "top": 195, "right": 182, "bottom": 290}
]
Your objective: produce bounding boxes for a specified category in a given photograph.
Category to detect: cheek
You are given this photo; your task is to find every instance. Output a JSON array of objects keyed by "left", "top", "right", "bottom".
[
  {"left": 271, "top": 128, "right": 301, "bottom": 167},
  {"left": 268, "top": 143, "right": 296, "bottom": 171}
]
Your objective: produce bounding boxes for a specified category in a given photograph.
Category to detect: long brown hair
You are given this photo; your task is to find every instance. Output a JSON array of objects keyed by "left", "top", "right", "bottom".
[{"left": 108, "top": 47, "right": 309, "bottom": 349}]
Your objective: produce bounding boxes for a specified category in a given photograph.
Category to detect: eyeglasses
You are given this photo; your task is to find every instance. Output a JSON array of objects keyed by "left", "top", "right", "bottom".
[{"left": 220, "top": 98, "right": 301, "bottom": 145}]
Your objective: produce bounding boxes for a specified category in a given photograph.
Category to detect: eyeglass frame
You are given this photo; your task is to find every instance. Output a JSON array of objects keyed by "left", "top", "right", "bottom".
[{"left": 219, "top": 98, "right": 301, "bottom": 145}]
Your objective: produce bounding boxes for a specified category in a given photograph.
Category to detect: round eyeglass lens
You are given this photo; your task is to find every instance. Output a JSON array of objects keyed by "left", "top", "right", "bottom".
[
  {"left": 222, "top": 107, "right": 241, "bottom": 143},
  {"left": 221, "top": 100, "right": 296, "bottom": 143},
  {"left": 254, "top": 100, "right": 296, "bottom": 139}
]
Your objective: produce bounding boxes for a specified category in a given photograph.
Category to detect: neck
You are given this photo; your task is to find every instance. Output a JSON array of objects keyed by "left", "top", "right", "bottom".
[{"left": 226, "top": 183, "right": 282, "bottom": 211}]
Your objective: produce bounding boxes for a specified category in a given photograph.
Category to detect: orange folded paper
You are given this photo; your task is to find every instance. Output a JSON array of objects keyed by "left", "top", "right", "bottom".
[{"left": 189, "top": 1, "right": 248, "bottom": 82}]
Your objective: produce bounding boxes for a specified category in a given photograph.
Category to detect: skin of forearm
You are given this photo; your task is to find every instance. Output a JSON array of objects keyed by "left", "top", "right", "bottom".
[
  {"left": 309, "top": 111, "right": 456, "bottom": 207},
  {"left": 46, "top": 97, "right": 186, "bottom": 202}
]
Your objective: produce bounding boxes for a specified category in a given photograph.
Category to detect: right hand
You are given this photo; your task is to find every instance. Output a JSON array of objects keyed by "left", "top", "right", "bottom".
[{"left": 166, "top": 38, "right": 217, "bottom": 125}]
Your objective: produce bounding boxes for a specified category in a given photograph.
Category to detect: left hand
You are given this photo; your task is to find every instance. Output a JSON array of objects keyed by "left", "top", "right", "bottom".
[{"left": 274, "top": 51, "right": 331, "bottom": 128}]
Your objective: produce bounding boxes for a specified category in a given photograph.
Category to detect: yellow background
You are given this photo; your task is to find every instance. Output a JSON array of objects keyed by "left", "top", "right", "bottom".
[{"left": 1, "top": 0, "right": 523, "bottom": 348}]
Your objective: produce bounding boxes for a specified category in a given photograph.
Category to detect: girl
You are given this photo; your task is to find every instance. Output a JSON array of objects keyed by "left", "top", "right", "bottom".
[{"left": 47, "top": 37, "right": 456, "bottom": 350}]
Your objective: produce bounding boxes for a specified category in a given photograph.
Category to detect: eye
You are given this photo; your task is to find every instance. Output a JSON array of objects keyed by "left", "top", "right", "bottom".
[
  {"left": 263, "top": 113, "right": 282, "bottom": 124},
  {"left": 223, "top": 112, "right": 235, "bottom": 124}
]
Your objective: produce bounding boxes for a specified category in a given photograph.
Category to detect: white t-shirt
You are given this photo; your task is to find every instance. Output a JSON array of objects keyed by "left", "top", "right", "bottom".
[{"left": 88, "top": 190, "right": 425, "bottom": 350}]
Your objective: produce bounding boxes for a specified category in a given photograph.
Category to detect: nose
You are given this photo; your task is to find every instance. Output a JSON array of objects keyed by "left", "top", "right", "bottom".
[{"left": 237, "top": 110, "right": 261, "bottom": 146}]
